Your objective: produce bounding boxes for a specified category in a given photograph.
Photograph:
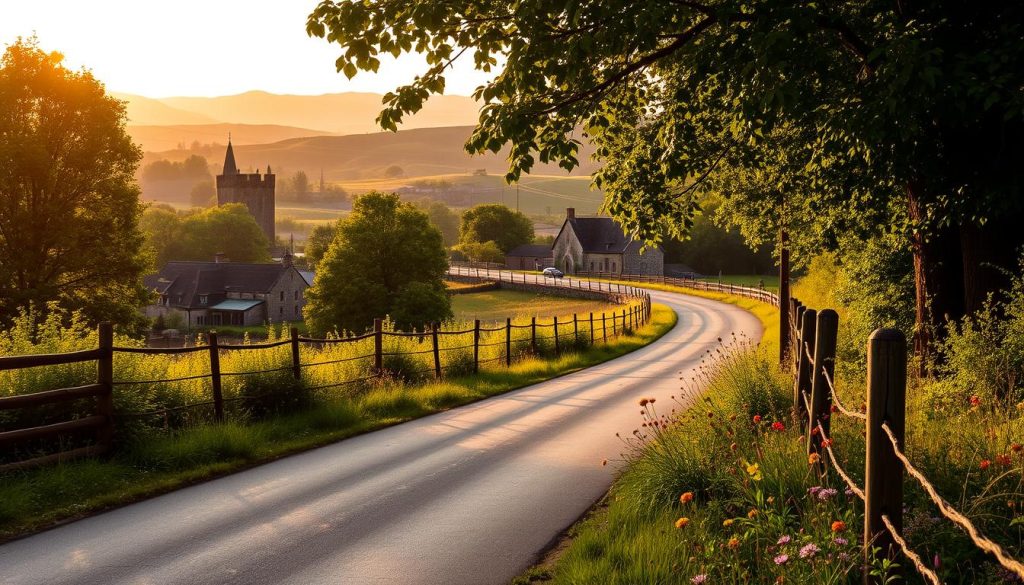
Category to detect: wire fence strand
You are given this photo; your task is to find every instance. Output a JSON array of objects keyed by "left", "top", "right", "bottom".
[
  {"left": 816, "top": 422, "right": 866, "bottom": 501},
  {"left": 881, "top": 422, "right": 1024, "bottom": 580},
  {"left": 823, "top": 367, "right": 867, "bottom": 420},
  {"left": 882, "top": 514, "right": 943, "bottom": 585}
]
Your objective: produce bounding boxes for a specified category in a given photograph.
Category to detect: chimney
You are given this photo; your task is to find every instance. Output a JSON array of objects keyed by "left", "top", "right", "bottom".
[
  {"left": 282, "top": 251, "right": 294, "bottom": 268},
  {"left": 566, "top": 208, "right": 576, "bottom": 219}
]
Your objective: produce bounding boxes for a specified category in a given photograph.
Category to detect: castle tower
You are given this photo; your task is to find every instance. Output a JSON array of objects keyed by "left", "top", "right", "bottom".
[{"left": 216, "top": 139, "right": 275, "bottom": 244}]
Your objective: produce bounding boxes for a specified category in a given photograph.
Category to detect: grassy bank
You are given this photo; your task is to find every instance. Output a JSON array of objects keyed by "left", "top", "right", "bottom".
[
  {"left": 451, "top": 289, "right": 618, "bottom": 323},
  {"left": 526, "top": 284, "right": 1024, "bottom": 584},
  {"left": 0, "top": 304, "right": 676, "bottom": 542}
]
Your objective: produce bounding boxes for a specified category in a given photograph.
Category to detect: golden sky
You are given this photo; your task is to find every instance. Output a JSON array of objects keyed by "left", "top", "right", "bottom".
[{"left": 0, "top": 0, "right": 493, "bottom": 98}]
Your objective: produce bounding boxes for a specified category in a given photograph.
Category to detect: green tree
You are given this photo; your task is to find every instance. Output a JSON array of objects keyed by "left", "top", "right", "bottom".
[
  {"left": 0, "top": 38, "right": 151, "bottom": 329},
  {"left": 292, "top": 171, "right": 310, "bottom": 203},
  {"left": 459, "top": 204, "right": 534, "bottom": 253},
  {"left": 303, "top": 223, "right": 337, "bottom": 270},
  {"left": 455, "top": 240, "right": 505, "bottom": 264},
  {"left": 304, "top": 192, "right": 450, "bottom": 333},
  {"left": 415, "top": 200, "right": 460, "bottom": 247},
  {"left": 190, "top": 180, "right": 215, "bottom": 207},
  {"left": 309, "top": 1, "right": 1024, "bottom": 352},
  {"left": 140, "top": 204, "right": 271, "bottom": 265}
]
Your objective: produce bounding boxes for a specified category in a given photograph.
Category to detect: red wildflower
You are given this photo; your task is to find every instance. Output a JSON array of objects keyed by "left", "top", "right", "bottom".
[
  {"left": 996, "top": 454, "right": 1012, "bottom": 466},
  {"left": 753, "top": 415, "right": 762, "bottom": 424},
  {"left": 772, "top": 421, "right": 785, "bottom": 432},
  {"left": 980, "top": 459, "right": 992, "bottom": 470},
  {"left": 970, "top": 395, "right": 981, "bottom": 407}
]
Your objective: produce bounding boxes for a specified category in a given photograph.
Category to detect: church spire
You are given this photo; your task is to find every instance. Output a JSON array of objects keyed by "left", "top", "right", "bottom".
[{"left": 222, "top": 136, "right": 238, "bottom": 175}]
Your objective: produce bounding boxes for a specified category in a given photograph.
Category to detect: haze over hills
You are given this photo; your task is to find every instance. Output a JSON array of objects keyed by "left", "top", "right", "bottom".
[
  {"left": 118, "top": 91, "right": 480, "bottom": 137},
  {"left": 143, "top": 126, "right": 599, "bottom": 181},
  {"left": 127, "top": 123, "right": 335, "bottom": 153}
]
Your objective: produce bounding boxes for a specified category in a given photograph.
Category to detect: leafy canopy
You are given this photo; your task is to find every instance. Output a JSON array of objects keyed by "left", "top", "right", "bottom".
[
  {"left": 140, "top": 204, "right": 271, "bottom": 266},
  {"left": 0, "top": 38, "right": 150, "bottom": 329},
  {"left": 303, "top": 192, "right": 451, "bottom": 334},
  {"left": 459, "top": 204, "right": 533, "bottom": 253},
  {"left": 308, "top": 1, "right": 1024, "bottom": 248}
]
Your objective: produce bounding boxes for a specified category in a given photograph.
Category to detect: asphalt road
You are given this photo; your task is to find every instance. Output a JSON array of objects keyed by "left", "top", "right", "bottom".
[{"left": 0, "top": 285, "right": 760, "bottom": 585}]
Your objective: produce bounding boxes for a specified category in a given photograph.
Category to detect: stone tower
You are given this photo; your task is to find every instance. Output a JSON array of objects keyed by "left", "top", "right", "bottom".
[{"left": 216, "top": 139, "right": 275, "bottom": 244}]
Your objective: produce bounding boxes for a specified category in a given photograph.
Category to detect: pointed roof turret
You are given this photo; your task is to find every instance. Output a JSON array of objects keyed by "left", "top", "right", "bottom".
[{"left": 222, "top": 137, "right": 238, "bottom": 175}]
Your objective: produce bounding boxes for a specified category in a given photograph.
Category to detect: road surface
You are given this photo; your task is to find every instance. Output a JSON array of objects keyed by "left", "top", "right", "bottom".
[{"left": 0, "top": 284, "right": 760, "bottom": 585}]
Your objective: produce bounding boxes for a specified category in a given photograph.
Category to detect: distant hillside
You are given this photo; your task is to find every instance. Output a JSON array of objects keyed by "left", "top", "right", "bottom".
[
  {"left": 127, "top": 124, "right": 335, "bottom": 153},
  {"left": 155, "top": 91, "right": 480, "bottom": 134},
  {"left": 143, "top": 126, "right": 600, "bottom": 180},
  {"left": 111, "top": 93, "right": 219, "bottom": 126}
]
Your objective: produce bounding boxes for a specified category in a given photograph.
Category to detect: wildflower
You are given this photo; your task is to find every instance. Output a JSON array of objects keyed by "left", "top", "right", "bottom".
[
  {"left": 808, "top": 486, "right": 822, "bottom": 497},
  {"left": 980, "top": 459, "right": 992, "bottom": 470},
  {"left": 774, "top": 554, "right": 790, "bottom": 565},
  {"left": 777, "top": 535, "right": 791, "bottom": 546},
  {"left": 649, "top": 398, "right": 656, "bottom": 404},
  {"left": 830, "top": 404, "right": 839, "bottom": 413},
  {"left": 970, "top": 395, "right": 981, "bottom": 407},
  {"left": 675, "top": 517, "right": 690, "bottom": 529},
  {"left": 680, "top": 492, "right": 694, "bottom": 504},
  {"left": 838, "top": 552, "right": 850, "bottom": 562},
  {"left": 691, "top": 575, "right": 708, "bottom": 585},
  {"left": 933, "top": 554, "right": 940, "bottom": 570},
  {"left": 844, "top": 487, "right": 854, "bottom": 497},
  {"left": 727, "top": 537, "right": 741, "bottom": 549},
  {"left": 831, "top": 520, "right": 847, "bottom": 532},
  {"left": 639, "top": 398, "right": 649, "bottom": 406},
  {"left": 772, "top": 421, "right": 785, "bottom": 431},
  {"left": 1013, "top": 443, "right": 1023, "bottom": 453},
  {"left": 753, "top": 414, "right": 762, "bottom": 423},
  {"left": 723, "top": 519, "right": 734, "bottom": 527},
  {"left": 745, "top": 461, "right": 763, "bottom": 481},
  {"left": 811, "top": 427, "right": 819, "bottom": 436},
  {"left": 817, "top": 488, "right": 838, "bottom": 501},
  {"left": 767, "top": 496, "right": 775, "bottom": 504},
  {"left": 821, "top": 439, "right": 833, "bottom": 449},
  {"left": 799, "top": 543, "right": 820, "bottom": 559},
  {"left": 997, "top": 454, "right": 1012, "bottom": 466},
  {"left": 833, "top": 537, "right": 849, "bottom": 546},
  {"left": 730, "top": 442, "right": 738, "bottom": 452},
  {"left": 748, "top": 509, "right": 759, "bottom": 518},
  {"left": 808, "top": 453, "right": 821, "bottom": 465}
]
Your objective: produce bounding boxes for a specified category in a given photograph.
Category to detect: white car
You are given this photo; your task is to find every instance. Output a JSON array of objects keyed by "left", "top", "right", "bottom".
[{"left": 541, "top": 267, "right": 564, "bottom": 278}]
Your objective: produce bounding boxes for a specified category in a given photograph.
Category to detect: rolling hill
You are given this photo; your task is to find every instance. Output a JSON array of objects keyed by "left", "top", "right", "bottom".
[
  {"left": 127, "top": 124, "right": 335, "bottom": 152},
  {"left": 111, "top": 93, "right": 219, "bottom": 126}
]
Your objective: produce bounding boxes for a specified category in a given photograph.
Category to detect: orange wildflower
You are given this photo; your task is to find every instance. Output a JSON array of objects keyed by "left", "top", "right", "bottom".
[
  {"left": 808, "top": 453, "right": 821, "bottom": 465},
  {"left": 831, "top": 520, "right": 847, "bottom": 532},
  {"left": 747, "top": 509, "right": 758, "bottom": 518},
  {"left": 675, "top": 517, "right": 690, "bottom": 529},
  {"left": 727, "top": 537, "right": 740, "bottom": 549},
  {"left": 753, "top": 415, "right": 762, "bottom": 423},
  {"left": 680, "top": 492, "right": 694, "bottom": 504},
  {"left": 1013, "top": 443, "right": 1023, "bottom": 453}
]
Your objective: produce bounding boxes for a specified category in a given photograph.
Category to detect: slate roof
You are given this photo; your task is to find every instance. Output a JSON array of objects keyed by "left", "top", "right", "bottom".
[
  {"left": 145, "top": 261, "right": 291, "bottom": 309},
  {"left": 506, "top": 244, "right": 552, "bottom": 257},
  {"left": 563, "top": 217, "right": 633, "bottom": 253},
  {"left": 210, "top": 299, "right": 265, "bottom": 312}
]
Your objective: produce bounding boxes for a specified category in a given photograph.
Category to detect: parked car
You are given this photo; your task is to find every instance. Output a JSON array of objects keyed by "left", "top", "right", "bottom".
[{"left": 542, "top": 267, "right": 564, "bottom": 278}]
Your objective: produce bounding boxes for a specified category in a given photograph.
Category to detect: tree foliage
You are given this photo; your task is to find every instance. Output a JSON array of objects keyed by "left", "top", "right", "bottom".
[
  {"left": 140, "top": 204, "right": 271, "bottom": 266},
  {"left": 303, "top": 192, "right": 451, "bottom": 333},
  {"left": 455, "top": 240, "right": 505, "bottom": 264},
  {"left": 303, "top": 223, "right": 337, "bottom": 270},
  {"left": 0, "top": 38, "right": 151, "bottom": 329},
  {"left": 414, "top": 199, "right": 460, "bottom": 247},
  {"left": 459, "top": 204, "right": 533, "bottom": 253},
  {"left": 309, "top": 0, "right": 1024, "bottom": 348}
]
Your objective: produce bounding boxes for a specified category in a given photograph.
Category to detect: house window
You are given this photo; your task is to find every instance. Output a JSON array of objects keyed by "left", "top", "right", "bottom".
[
  {"left": 279, "top": 306, "right": 284, "bottom": 316},
  {"left": 294, "top": 304, "right": 298, "bottom": 316},
  {"left": 280, "top": 291, "right": 285, "bottom": 301},
  {"left": 293, "top": 290, "right": 298, "bottom": 301},
  {"left": 612, "top": 262, "right": 617, "bottom": 272},
  {"left": 590, "top": 262, "right": 594, "bottom": 272},
  {"left": 196, "top": 315, "right": 205, "bottom": 326},
  {"left": 199, "top": 295, "right": 208, "bottom": 305}
]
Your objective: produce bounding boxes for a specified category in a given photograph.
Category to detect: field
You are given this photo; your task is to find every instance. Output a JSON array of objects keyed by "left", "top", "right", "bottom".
[
  {"left": 698, "top": 274, "right": 779, "bottom": 291},
  {"left": 451, "top": 290, "right": 616, "bottom": 323}
]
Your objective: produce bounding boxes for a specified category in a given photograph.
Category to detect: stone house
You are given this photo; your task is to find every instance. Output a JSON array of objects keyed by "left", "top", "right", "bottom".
[
  {"left": 144, "top": 255, "right": 311, "bottom": 328},
  {"left": 551, "top": 208, "right": 664, "bottom": 276},
  {"left": 505, "top": 244, "right": 554, "bottom": 270}
]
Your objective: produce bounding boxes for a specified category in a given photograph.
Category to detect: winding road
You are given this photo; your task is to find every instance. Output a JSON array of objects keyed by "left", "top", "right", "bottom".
[{"left": 0, "top": 281, "right": 760, "bottom": 585}]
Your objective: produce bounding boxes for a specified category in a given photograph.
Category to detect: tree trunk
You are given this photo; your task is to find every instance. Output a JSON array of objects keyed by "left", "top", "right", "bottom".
[
  {"left": 907, "top": 182, "right": 965, "bottom": 370},
  {"left": 960, "top": 216, "right": 1024, "bottom": 315}
]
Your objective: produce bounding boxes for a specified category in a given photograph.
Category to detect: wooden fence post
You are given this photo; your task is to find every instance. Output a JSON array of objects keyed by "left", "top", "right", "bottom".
[
  {"left": 505, "top": 318, "right": 512, "bottom": 367},
  {"left": 864, "top": 328, "right": 907, "bottom": 584},
  {"left": 553, "top": 316, "right": 560, "bottom": 354},
  {"left": 531, "top": 317, "right": 537, "bottom": 354},
  {"left": 602, "top": 312, "right": 607, "bottom": 343},
  {"left": 290, "top": 326, "right": 301, "bottom": 381},
  {"left": 208, "top": 331, "right": 224, "bottom": 423},
  {"left": 590, "top": 312, "right": 595, "bottom": 344},
  {"left": 432, "top": 322, "right": 442, "bottom": 378},
  {"left": 794, "top": 308, "right": 816, "bottom": 429},
  {"left": 573, "top": 313, "right": 579, "bottom": 344},
  {"left": 473, "top": 319, "right": 481, "bottom": 373},
  {"left": 96, "top": 322, "right": 115, "bottom": 450},
  {"left": 807, "top": 309, "right": 839, "bottom": 465},
  {"left": 622, "top": 308, "right": 627, "bottom": 334},
  {"left": 794, "top": 302, "right": 806, "bottom": 373},
  {"left": 373, "top": 318, "right": 383, "bottom": 374}
]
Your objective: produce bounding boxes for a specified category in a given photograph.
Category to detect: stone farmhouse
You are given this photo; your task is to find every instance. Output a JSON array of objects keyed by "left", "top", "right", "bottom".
[
  {"left": 551, "top": 208, "right": 664, "bottom": 276},
  {"left": 144, "top": 255, "right": 312, "bottom": 328}
]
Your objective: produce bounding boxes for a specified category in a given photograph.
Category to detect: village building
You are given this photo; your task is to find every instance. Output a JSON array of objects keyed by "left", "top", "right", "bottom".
[
  {"left": 216, "top": 139, "right": 276, "bottom": 244},
  {"left": 505, "top": 244, "right": 554, "bottom": 270},
  {"left": 551, "top": 208, "right": 664, "bottom": 276},
  {"left": 143, "top": 254, "right": 311, "bottom": 328}
]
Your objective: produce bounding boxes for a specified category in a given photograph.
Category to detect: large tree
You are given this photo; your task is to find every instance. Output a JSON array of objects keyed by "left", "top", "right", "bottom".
[
  {"left": 304, "top": 192, "right": 451, "bottom": 334},
  {"left": 0, "top": 38, "right": 151, "bottom": 328},
  {"left": 308, "top": 1, "right": 1024, "bottom": 353},
  {"left": 140, "top": 204, "right": 271, "bottom": 266},
  {"left": 459, "top": 204, "right": 534, "bottom": 253}
]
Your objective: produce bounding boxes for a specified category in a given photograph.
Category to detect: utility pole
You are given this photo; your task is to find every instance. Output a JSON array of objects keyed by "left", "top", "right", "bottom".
[{"left": 516, "top": 183, "right": 520, "bottom": 213}]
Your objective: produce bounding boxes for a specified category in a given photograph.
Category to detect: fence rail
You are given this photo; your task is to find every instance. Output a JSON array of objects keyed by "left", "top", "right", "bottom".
[
  {"left": 786, "top": 296, "right": 1024, "bottom": 584},
  {"left": 0, "top": 274, "right": 651, "bottom": 471}
]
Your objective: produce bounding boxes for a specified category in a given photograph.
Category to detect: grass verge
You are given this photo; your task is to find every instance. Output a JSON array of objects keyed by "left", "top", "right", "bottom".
[{"left": 0, "top": 304, "right": 677, "bottom": 543}]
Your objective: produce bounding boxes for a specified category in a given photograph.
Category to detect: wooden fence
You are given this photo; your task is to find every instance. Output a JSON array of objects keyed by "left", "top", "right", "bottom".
[
  {"left": 785, "top": 297, "right": 1024, "bottom": 584},
  {"left": 0, "top": 280, "right": 651, "bottom": 472}
]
